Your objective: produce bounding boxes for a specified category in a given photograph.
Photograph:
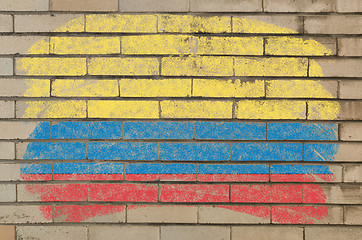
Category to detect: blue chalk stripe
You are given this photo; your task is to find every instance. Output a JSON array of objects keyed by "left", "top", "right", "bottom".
[
  {"left": 304, "top": 144, "right": 340, "bottom": 161},
  {"left": 54, "top": 162, "right": 124, "bottom": 174},
  {"left": 23, "top": 142, "right": 86, "bottom": 160},
  {"left": 271, "top": 165, "right": 332, "bottom": 174},
  {"left": 198, "top": 164, "right": 268, "bottom": 174},
  {"left": 29, "top": 122, "right": 51, "bottom": 139},
  {"left": 20, "top": 164, "right": 52, "bottom": 174},
  {"left": 126, "top": 163, "right": 197, "bottom": 174}
]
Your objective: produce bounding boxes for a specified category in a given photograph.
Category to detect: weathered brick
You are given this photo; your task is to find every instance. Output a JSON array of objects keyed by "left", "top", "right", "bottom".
[
  {"left": 16, "top": 101, "right": 87, "bottom": 118},
  {"left": 345, "top": 206, "right": 362, "bottom": 225},
  {"left": 0, "top": 101, "right": 15, "bottom": 118},
  {"left": 264, "top": 0, "right": 334, "bottom": 12},
  {"left": 0, "top": 184, "right": 16, "bottom": 202},
  {"left": 338, "top": 102, "right": 362, "bottom": 120},
  {"left": 310, "top": 59, "right": 362, "bottom": 77},
  {"left": 303, "top": 185, "right": 362, "bottom": 204},
  {"left": 199, "top": 206, "right": 270, "bottom": 224},
  {"left": 341, "top": 123, "right": 362, "bottom": 141},
  {"left": 0, "top": 0, "right": 49, "bottom": 11},
  {"left": 190, "top": 0, "right": 262, "bottom": 12},
  {"left": 336, "top": 0, "right": 362, "bottom": 12},
  {"left": 0, "top": 225, "right": 15, "bottom": 240},
  {"left": 15, "top": 15, "right": 84, "bottom": 32},
  {"left": 305, "top": 143, "right": 362, "bottom": 162},
  {"left": 120, "top": 0, "right": 189, "bottom": 12},
  {"left": 338, "top": 38, "right": 362, "bottom": 56},
  {"left": 305, "top": 16, "right": 362, "bottom": 34},
  {"left": 0, "top": 142, "right": 15, "bottom": 160},
  {"left": 0, "top": 15, "right": 13, "bottom": 32},
  {"left": 305, "top": 227, "right": 362, "bottom": 240},
  {"left": 0, "top": 79, "right": 50, "bottom": 97},
  {"left": 17, "top": 226, "right": 87, "bottom": 240},
  {"left": 339, "top": 80, "right": 362, "bottom": 99},
  {"left": 232, "top": 226, "right": 303, "bottom": 240},
  {"left": 0, "top": 58, "right": 13, "bottom": 76},
  {"left": 0, "top": 122, "right": 50, "bottom": 139},
  {"left": 0, "top": 164, "right": 21, "bottom": 181},
  {"left": 0, "top": 205, "right": 51, "bottom": 223},
  {"left": 161, "top": 226, "right": 230, "bottom": 240},
  {"left": 127, "top": 205, "right": 197, "bottom": 223},
  {"left": 50, "top": 0, "right": 118, "bottom": 11},
  {"left": 89, "top": 226, "right": 159, "bottom": 240},
  {"left": 344, "top": 165, "right": 362, "bottom": 183}
]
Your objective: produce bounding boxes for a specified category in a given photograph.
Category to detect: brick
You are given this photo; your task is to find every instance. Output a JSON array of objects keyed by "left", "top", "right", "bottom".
[
  {"left": 303, "top": 185, "right": 362, "bottom": 204},
  {"left": 305, "top": 16, "right": 362, "bottom": 34},
  {"left": 190, "top": 0, "right": 261, "bottom": 12},
  {"left": 310, "top": 59, "right": 362, "bottom": 77},
  {"left": 237, "top": 100, "right": 306, "bottom": 120},
  {"left": 339, "top": 38, "right": 362, "bottom": 56},
  {"left": 340, "top": 81, "right": 362, "bottom": 99},
  {"left": 0, "top": 225, "right": 15, "bottom": 240},
  {"left": 0, "top": 101, "right": 15, "bottom": 118},
  {"left": 88, "top": 100, "right": 159, "bottom": 118},
  {"left": 161, "top": 226, "right": 230, "bottom": 240},
  {"left": 0, "top": 0, "right": 49, "bottom": 11},
  {"left": 86, "top": 14, "right": 157, "bottom": 33},
  {"left": 304, "top": 143, "right": 362, "bottom": 162},
  {"left": 120, "top": 79, "right": 191, "bottom": 97},
  {"left": 0, "top": 122, "right": 50, "bottom": 139},
  {"left": 272, "top": 206, "right": 343, "bottom": 224},
  {"left": 0, "top": 36, "right": 49, "bottom": 54},
  {"left": 0, "top": 164, "right": 21, "bottom": 181},
  {"left": 17, "top": 226, "right": 87, "bottom": 240},
  {"left": 232, "top": 226, "right": 303, "bottom": 240},
  {"left": 341, "top": 123, "right": 362, "bottom": 141},
  {"left": 199, "top": 206, "right": 270, "bottom": 224},
  {"left": 235, "top": 57, "right": 308, "bottom": 77},
  {"left": 162, "top": 56, "right": 233, "bottom": 76},
  {"left": 264, "top": 0, "right": 334, "bottom": 12},
  {"left": 0, "top": 142, "right": 15, "bottom": 160},
  {"left": 16, "top": 101, "right": 87, "bottom": 118},
  {"left": 305, "top": 227, "right": 362, "bottom": 240},
  {"left": 160, "top": 184, "right": 229, "bottom": 202},
  {"left": 0, "top": 15, "right": 13, "bottom": 32},
  {"left": 160, "top": 100, "right": 233, "bottom": 119},
  {"left": 344, "top": 165, "right": 362, "bottom": 183},
  {"left": 336, "top": 0, "right": 362, "bottom": 12},
  {"left": 0, "top": 79, "right": 50, "bottom": 97},
  {"left": 18, "top": 184, "right": 87, "bottom": 202},
  {"left": 0, "top": 205, "right": 51, "bottom": 223},
  {"left": 52, "top": 80, "right": 119, "bottom": 97},
  {"left": 15, "top": 15, "right": 84, "bottom": 32},
  {"left": 51, "top": 37, "right": 120, "bottom": 54},
  {"left": 127, "top": 205, "right": 197, "bottom": 223},
  {"left": 0, "top": 185, "right": 16, "bottom": 202},
  {"left": 89, "top": 226, "right": 159, "bottom": 240},
  {"left": 0, "top": 58, "right": 13, "bottom": 76},
  {"left": 345, "top": 206, "right": 362, "bottom": 224},
  {"left": 233, "top": 16, "right": 302, "bottom": 34},
  {"left": 159, "top": 15, "right": 231, "bottom": 33},
  {"left": 51, "top": 0, "right": 118, "bottom": 11},
  {"left": 338, "top": 102, "right": 362, "bottom": 120},
  {"left": 120, "top": 0, "right": 189, "bottom": 12},
  {"left": 88, "top": 57, "right": 158, "bottom": 75}
]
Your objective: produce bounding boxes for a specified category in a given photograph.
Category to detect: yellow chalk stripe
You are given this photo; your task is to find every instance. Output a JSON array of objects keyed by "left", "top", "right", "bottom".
[
  {"left": 309, "top": 59, "right": 324, "bottom": 77},
  {"left": 52, "top": 79, "right": 119, "bottom": 97},
  {"left": 162, "top": 56, "right": 233, "bottom": 76},
  {"left": 88, "top": 100, "right": 159, "bottom": 118},
  {"left": 27, "top": 37, "right": 49, "bottom": 55},
  {"left": 265, "top": 37, "right": 332, "bottom": 56},
  {"left": 235, "top": 57, "right": 308, "bottom": 77},
  {"left": 233, "top": 17, "right": 297, "bottom": 34},
  {"left": 158, "top": 15, "right": 231, "bottom": 33},
  {"left": 161, "top": 100, "right": 233, "bottom": 119},
  {"left": 308, "top": 101, "right": 340, "bottom": 120},
  {"left": 17, "top": 58, "right": 86, "bottom": 76},
  {"left": 122, "top": 35, "right": 191, "bottom": 55},
  {"left": 55, "top": 17, "right": 85, "bottom": 32},
  {"left": 266, "top": 80, "right": 334, "bottom": 98},
  {"left": 120, "top": 79, "right": 191, "bottom": 97},
  {"left": 193, "top": 79, "right": 264, "bottom": 98},
  {"left": 86, "top": 14, "right": 157, "bottom": 33},
  {"left": 21, "top": 101, "right": 86, "bottom": 118},
  {"left": 236, "top": 100, "right": 306, "bottom": 119},
  {"left": 50, "top": 37, "right": 120, "bottom": 54},
  {"left": 24, "top": 79, "right": 50, "bottom": 97},
  {"left": 195, "top": 37, "right": 263, "bottom": 55},
  {"left": 88, "top": 57, "right": 159, "bottom": 76}
]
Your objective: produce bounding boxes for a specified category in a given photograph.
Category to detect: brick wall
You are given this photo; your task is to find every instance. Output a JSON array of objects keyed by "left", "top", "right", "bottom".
[{"left": 0, "top": 0, "right": 361, "bottom": 240}]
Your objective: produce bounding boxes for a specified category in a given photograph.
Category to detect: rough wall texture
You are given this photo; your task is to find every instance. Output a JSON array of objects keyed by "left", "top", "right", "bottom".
[{"left": 0, "top": 0, "right": 361, "bottom": 240}]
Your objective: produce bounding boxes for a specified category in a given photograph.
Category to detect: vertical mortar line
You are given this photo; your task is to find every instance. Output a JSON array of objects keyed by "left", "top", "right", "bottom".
[
  {"left": 337, "top": 79, "right": 340, "bottom": 99},
  {"left": 11, "top": 14, "right": 14, "bottom": 33},
  {"left": 188, "top": 0, "right": 191, "bottom": 12},
  {"left": 302, "top": 16, "right": 305, "bottom": 34},
  {"left": 336, "top": 37, "right": 339, "bottom": 56},
  {"left": 230, "top": 16, "right": 233, "bottom": 33},
  {"left": 83, "top": 14, "right": 87, "bottom": 32},
  {"left": 305, "top": 101, "right": 308, "bottom": 120},
  {"left": 48, "top": 0, "right": 51, "bottom": 11},
  {"left": 303, "top": 227, "right": 306, "bottom": 240},
  {"left": 86, "top": 225, "right": 90, "bottom": 240},
  {"left": 261, "top": 0, "right": 265, "bottom": 12},
  {"left": 191, "top": 78, "right": 194, "bottom": 97},
  {"left": 159, "top": 225, "right": 162, "bottom": 240},
  {"left": 263, "top": 37, "right": 266, "bottom": 56},
  {"left": 229, "top": 226, "right": 232, "bottom": 240}
]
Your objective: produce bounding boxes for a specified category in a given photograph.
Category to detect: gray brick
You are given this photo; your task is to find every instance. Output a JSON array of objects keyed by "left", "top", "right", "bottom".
[
  {"left": 190, "top": 0, "right": 262, "bottom": 12},
  {"left": 339, "top": 38, "right": 362, "bottom": 56},
  {"left": 305, "top": 227, "right": 362, "bottom": 240},
  {"left": 232, "top": 226, "right": 303, "bottom": 240},
  {"left": 305, "top": 16, "right": 362, "bottom": 34},
  {"left": 0, "top": 164, "right": 21, "bottom": 181},
  {"left": 0, "top": 15, "right": 13, "bottom": 32},
  {"left": 336, "top": 0, "right": 362, "bottom": 12},
  {"left": 0, "top": 0, "right": 49, "bottom": 11},
  {"left": 0, "top": 184, "right": 16, "bottom": 202},
  {"left": 0, "top": 122, "right": 48, "bottom": 139},
  {"left": 0, "top": 205, "right": 51, "bottom": 223},
  {"left": 344, "top": 165, "right": 362, "bottom": 183},
  {"left": 338, "top": 102, "right": 362, "bottom": 120},
  {"left": 51, "top": 0, "right": 118, "bottom": 12},
  {"left": 161, "top": 226, "right": 230, "bottom": 240},
  {"left": 345, "top": 206, "right": 362, "bottom": 224},
  {"left": 120, "top": 0, "right": 189, "bottom": 12},
  {"left": 0, "top": 58, "right": 13, "bottom": 76},
  {"left": 340, "top": 80, "right": 362, "bottom": 99},
  {"left": 341, "top": 123, "right": 362, "bottom": 141},
  {"left": 0, "top": 36, "right": 49, "bottom": 54},
  {"left": 0, "top": 79, "right": 50, "bottom": 97},
  {"left": 0, "top": 101, "right": 15, "bottom": 118},
  {"left": 310, "top": 59, "right": 362, "bottom": 77},
  {"left": 89, "top": 226, "right": 159, "bottom": 240},
  {"left": 333, "top": 143, "right": 362, "bottom": 162},
  {"left": 17, "top": 226, "right": 87, "bottom": 240},
  {"left": 0, "top": 142, "right": 15, "bottom": 160},
  {"left": 264, "top": 0, "right": 335, "bottom": 12},
  {"left": 315, "top": 185, "right": 362, "bottom": 204}
]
